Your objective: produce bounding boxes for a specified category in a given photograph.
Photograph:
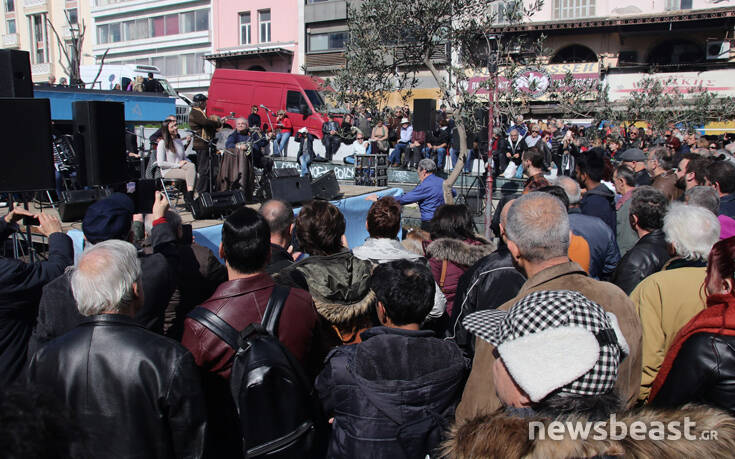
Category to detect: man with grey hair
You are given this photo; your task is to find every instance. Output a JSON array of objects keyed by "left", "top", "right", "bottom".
[
  {"left": 647, "top": 146, "right": 681, "bottom": 201},
  {"left": 686, "top": 185, "right": 735, "bottom": 239},
  {"left": 369, "top": 158, "right": 453, "bottom": 230},
  {"left": 456, "top": 192, "right": 643, "bottom": 421},
  {"left": 556, "top": 176, "right": 620, "bottom": 280},
  {"left": 28, "top": 240, "right": 207, "bottom": 458},
  {"left": 259, "top": 199, "right": 297, "bottom": 273},
  {"left": 631, "top": 202, "right": 721, "bottom": 402}
]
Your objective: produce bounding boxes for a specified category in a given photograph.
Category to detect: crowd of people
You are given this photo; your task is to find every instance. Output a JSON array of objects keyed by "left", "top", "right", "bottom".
[{"left": 4, "top": 111, "right": 735, "bottom": 457}]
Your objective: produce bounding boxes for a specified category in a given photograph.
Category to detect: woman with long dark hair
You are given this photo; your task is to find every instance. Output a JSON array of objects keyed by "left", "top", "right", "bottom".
[
  {"left": 423, "top": 204, "right": 494, "bottom": 333},
  {"left": 649, "top": 236, "right": 735, "bottom": 413},
  {"left": 156, "top": 119, "right": 196, "bottom": 208}
]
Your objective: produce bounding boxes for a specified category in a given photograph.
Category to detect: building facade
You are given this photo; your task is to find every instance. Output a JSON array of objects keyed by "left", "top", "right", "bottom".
[
  {"left": 1, "top": 0, "right": 95, "bottom": 83},
  {"left": 90, "top": 0, "right": 213, "bottom": 97},
  {"left": 206, "top": 0, "right": 302, "bottom": 74}
]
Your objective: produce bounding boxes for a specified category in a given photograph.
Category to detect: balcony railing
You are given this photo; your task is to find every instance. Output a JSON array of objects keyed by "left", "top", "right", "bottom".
[
  {"left": 31, "top": 63, "right": 51, "bottom": 75},
  {"left": 2, "top": 33, "right": 19, "bottom": 48},
  {"left": 24, "top": 0, "right": 47, "bottom": 8}
]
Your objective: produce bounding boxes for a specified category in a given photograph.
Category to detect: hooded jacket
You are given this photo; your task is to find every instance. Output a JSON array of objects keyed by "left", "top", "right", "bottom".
[
  {"left": 353, "top": 238, "right": 447, "bottom": 319},
  {"left": 425, "top": 238, "right": 495, "bottom": 318},
  {"left": 443, "top": 405, "right": 735, "bottom": 458},
  {"left": 315, "top": 326, "right": 468, "bottom": 459},
  {"left": 581, "top": 184, "right": 617, "bottom": 234}
]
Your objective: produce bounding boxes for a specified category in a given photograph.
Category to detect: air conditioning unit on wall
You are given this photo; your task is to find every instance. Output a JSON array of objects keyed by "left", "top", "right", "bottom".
[{"left": 706, "top": 40, "right": 731, "bottom": 60}]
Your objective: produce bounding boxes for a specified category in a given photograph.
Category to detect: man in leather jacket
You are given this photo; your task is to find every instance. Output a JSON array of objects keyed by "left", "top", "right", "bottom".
[
  {"left": 611, "top": 186, "right": 670, "bottom": 295},
  {"left": 28, "top": 239, "right": 207, "bottom": 458}
]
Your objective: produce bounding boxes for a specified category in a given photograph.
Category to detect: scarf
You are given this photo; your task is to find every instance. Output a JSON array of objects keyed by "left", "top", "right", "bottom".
[{"left": 649, "top": 293, "right": 735, "bottom": 401}]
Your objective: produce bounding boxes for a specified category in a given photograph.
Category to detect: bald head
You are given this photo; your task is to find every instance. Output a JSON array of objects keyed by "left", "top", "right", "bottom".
[
  {"left": 555, "top": 176, "right": 582, "bottom": 206},
  {"left": 259, "top": 199, "right": 294, "bottom": 238}
]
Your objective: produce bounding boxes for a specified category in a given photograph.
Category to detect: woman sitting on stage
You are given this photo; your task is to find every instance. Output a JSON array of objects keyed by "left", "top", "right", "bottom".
[{"left": 157, "top": 119, "right": 196, "bottom": 209}]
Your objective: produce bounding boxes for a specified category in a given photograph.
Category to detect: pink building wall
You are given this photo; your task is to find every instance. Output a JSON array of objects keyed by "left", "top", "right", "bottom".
[{"left": 212, "top": 0, "right": 300, "bottom": 73}]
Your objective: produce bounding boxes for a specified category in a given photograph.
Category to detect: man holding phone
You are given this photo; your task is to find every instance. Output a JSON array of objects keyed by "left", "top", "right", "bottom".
[{"left": 0, "top": 207, "right": 72, "bottom": 386}]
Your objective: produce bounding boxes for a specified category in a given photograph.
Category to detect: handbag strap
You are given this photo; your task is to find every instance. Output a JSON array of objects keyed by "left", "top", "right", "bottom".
[
  {"left": 187, "top": 307, "right": 239, "bottom": 349},
  {"left": 187, "top": 284, "right": 292, "bottom": 349},
  {"left": 261, "top": 284, "right": 291, "bottom": 336}
]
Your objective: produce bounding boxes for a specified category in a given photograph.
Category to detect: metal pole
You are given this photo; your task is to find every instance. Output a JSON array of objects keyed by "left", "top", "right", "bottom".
[{"left": 484, "top": 40, "right": 497, "bottom": 241}]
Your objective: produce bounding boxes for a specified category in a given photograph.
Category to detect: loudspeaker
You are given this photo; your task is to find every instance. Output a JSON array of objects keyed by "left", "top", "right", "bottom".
[
  {"left": 0, "top": 98, "right": 54, "bottom": 192},
  {"left": 58, "top": 189, "right": 103, "bottom": 222},
  {"left": 0, "top": 50, "right": 33, "bottom": 98},
  {"left": 413, "top": 99, "right": 436, "bottom": 131},
  {"left": 269, "top": 175, "right": 312, "bottom": 204},
  {"left": 72, "top": 101, "right": 127, "bottom": 186},
  {"left": 311, "top": 170, "right": 341, "bottom": 201},
  {"left": 192, "top": 190, "right": 246, "bottom": 220},
  {"left": 271, "top": 167, "right": 300, "bottom": 178}
]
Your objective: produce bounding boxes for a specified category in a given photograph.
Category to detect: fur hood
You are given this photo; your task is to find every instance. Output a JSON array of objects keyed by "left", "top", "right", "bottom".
[
  {"left": 442, "top": 405, "right": 735, "bottom": 458},
  {"left": 426, "top": 238, "right": 495, "bottom": 267}
]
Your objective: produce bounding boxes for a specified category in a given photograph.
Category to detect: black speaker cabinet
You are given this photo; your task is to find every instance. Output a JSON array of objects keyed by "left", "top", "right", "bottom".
[
  {"left": 311, "top": 170, "right": 341, "bottom": 201},
  {"left": 0, "top": 50, "right": 33, "bottom": 98},
  {"left": 271, "top": 167, "right": 300, "bottom": 178},
  {"left": 72, "top": 101, "right": 127, "bottom": 187},
  {"left": 59, "top": 189, "right": 103, "bottom": 222},
  {"left": 269, "top": 175, "right": 313, "bottom": 204},
  {"left": 192, "top": 190, "right": 246, "bottom": 220},
  {"left": 0, "top": 98, "right": 54, "bottom": 192},
  {"left": 413, "top": 99, "right": 436, "bottom": 132}
]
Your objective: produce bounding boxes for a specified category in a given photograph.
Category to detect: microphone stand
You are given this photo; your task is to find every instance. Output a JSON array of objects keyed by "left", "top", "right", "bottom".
[
  {"left": 190, "top": 131, "right": 219, "bottom": 194},
  {"left": 260, "top": 105, "right": 276, "bottom": 153}
]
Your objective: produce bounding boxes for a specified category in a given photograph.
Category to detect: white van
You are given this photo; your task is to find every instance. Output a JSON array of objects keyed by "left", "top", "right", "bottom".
[{"left": 79, "top": 64, "right": 190, "bottom": 121}]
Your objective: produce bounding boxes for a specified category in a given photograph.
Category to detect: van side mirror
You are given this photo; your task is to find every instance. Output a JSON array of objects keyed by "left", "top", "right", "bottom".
[{"left": 300, "top": 103, "right": 311, "bottom": 116}]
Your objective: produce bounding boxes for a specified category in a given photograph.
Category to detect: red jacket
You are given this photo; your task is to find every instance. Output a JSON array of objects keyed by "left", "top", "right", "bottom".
[
  {"left": 278, "top": 116, "right": 293, "bottom": 134},
  {"left": 181, "top": 272, "right": 319, "bottom": 380}
]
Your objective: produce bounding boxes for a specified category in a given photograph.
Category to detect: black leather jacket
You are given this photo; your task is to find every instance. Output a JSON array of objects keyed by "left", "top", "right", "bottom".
[
  {"left": 28, "top": 314, "right": 207, "bottom": 458},
  {"left": 651, "top": 332, "right": 735, "bottom": 414},
  {"left": 611, "top": 229, "right": 670, "bottom": 295}
]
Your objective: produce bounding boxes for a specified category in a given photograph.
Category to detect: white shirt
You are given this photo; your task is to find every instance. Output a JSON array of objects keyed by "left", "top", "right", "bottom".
[
  {"left": 156, "top": 138, "right": 186, "bottom": 176},
  {"left": 351, "top": 140, "right": 370, "bottom": 155}
]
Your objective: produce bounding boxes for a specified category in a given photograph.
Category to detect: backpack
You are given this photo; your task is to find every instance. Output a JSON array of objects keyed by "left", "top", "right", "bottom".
[{"left": 187, "top": 285, "right": 327, "bottom": 458}]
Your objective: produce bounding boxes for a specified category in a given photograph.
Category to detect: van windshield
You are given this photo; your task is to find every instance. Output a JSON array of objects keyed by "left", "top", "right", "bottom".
[
  {"left": 156, "top": 78, "right": 178, "bottom": 98},
  {"left": 304, "top": 90, "right": 326, "bottom": 111}
]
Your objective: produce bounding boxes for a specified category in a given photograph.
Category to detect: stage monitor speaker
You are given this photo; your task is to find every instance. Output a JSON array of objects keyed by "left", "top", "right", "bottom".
[
  {"left": 272, "top": 167, "right": 300, "bottom": 178},
  {"left": 413, "top": 99, "right": 436, "bottom": 131},
  {"left": 192, "top": 190, "right": 246, "bottom": 220},
  {"left": 269, "top": 175, "right": 313, "bottom": 204},
  {"left": 58, "top": 189, "right": 103, "bottom": 222},
  {"left": 72, "top": 101, "right": 127, "bottom": 187},
  {"left": 311, "top": 170, "right": 341, "bottom": 201},
  {"left": 0, "top": 98, "right": 54, "bottom": 192},
  {"left": 0, "top": 50, "right": 33, "bottom": 98}
]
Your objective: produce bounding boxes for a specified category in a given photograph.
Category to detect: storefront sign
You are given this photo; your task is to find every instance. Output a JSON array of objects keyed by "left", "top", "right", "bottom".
[{"left": 605, "top": 69, "right": 735, "bottom": 101}]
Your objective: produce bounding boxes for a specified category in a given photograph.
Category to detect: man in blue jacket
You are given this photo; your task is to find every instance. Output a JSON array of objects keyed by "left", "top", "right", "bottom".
[{"left": 367, "top": 159, "right": 451, "bottom": 231}]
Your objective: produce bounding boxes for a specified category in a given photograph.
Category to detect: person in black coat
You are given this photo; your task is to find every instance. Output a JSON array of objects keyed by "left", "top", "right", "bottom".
[
  {"left": 28, "top": 193, "right": 178, "bottom": 359},
  {"left": 27, "top": 239, "right": 206, "bottom": 458},
  {"left": 0, "top": 208, "right": 73, "bottom": 386},
  {"left": 577, "top": 148, "right": 617, "bottom": 234},
  {"left": 259, "top": 199, "right": 296, "bottom": 274},
  {"left": 497, "top": 129, "right": 526, "bottom": 175},
  {"left": 315, "top": 260, "right": 467, "bottom": 459},
  {"left": 611, "top": 186, "right": 670, "bottom": 295},
  {"left": 451, "top": 223, "right": 525, "bottom": 358}
]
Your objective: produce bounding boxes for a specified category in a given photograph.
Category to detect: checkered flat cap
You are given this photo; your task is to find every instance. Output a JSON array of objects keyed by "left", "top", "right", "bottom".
[{"left": 463, "top": 290, "right": 626, "bottom": 400}]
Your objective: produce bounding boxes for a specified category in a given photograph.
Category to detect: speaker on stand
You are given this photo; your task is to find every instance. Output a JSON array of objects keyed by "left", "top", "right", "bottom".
[
  {"left": 0, "top": 49, "right": 33, "bottom": 98},
  {"left": 412, "top": 99, "right": 436, "bottom": 132},
  {"left": 72, "top": 101, "right": 128, "bottom": 187}
]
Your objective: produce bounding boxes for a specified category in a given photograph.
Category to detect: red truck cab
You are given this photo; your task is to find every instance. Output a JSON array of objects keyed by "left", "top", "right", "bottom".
[{"left": 206, "top": 69, "right": 337, "bottom": 138}]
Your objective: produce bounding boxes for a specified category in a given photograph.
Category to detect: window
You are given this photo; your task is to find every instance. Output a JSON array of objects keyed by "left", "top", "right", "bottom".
[
  {"left": 552, "top": 0, "right": 595, "bottom": 20},
  {"left": 259, "top": 9, "right": 271, "bottom": 43},
  {"left": 286, "top": 90, "right": 307, "bottom": 113},
  {"left": 7, "top": 19, "right": 15, "bottom": 34},
  {"left": 165, "top": 14, "right": 179, "bottom": 35},
  {"left": 152, "top": 16, "right": 165, "bottom": 37},
  {"left": 665, "top": 0, "right": 691, "bottom": 10},
  {"left": 305, "top": 90, "right": 326, "bottom": 111},
  {"left": 308, "top": 31, "right": 348, "bottom": 52},
  {"left": 239, "top": 12, "right": 251, "bottom": 45},
  {"left": 195, "top": 10, "right": 208, "bottom": 31},
  {"left": 109, "top": 22, "right": 121, "bottom": 42},
  {"left": 4, "top": 0, "right": 13, "bottom": 13},
  {"left": 66, "top": 8, "right": 78, "bottom": 25},
  {"left": 180, "top": 11, "right": 195, "bottom": 33},
  {"left": 29, "top": 14, "right": 48, "bottom": 63}
]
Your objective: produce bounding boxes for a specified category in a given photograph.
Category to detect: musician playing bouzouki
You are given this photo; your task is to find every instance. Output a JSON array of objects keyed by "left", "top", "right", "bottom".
[{"left": 189, "top": 94, "right": 223, "bottom": 194}]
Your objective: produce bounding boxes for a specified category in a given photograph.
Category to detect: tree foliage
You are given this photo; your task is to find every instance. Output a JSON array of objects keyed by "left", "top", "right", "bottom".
[{"left": 330, "top": 0, "right": 542, "bottom": 202}]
